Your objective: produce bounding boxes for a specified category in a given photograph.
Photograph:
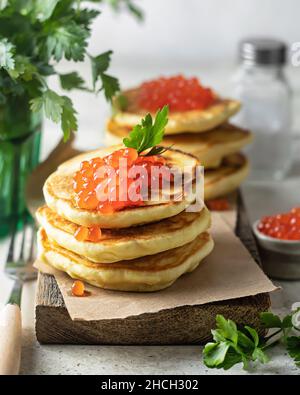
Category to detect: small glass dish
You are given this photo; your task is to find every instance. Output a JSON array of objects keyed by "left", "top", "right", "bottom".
[
  {"left": 253, "top": 220, "right": 300, "bottom": 280},
  {"left": 252, "top": 220, "right": 300, "bottom": 255}
]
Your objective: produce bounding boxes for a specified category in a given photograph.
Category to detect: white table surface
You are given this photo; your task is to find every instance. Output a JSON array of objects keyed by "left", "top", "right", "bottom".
[{"left": 1, "top": 65, "right": 300, "bottom": 375}]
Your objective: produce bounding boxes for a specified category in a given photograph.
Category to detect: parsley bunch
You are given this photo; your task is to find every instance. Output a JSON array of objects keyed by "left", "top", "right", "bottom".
[
  {"left": 0, "top": 0, "right": 142, "bottom": 140},
  {"left": 123, "top": 105, "right": 170, "bottom": 156},
  {"left": 203, "top": 306, "right": 300, "bottom": 371}
]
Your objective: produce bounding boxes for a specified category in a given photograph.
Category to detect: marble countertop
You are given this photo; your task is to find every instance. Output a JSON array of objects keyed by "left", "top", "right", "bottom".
[
  {"left": 18, "top": 280, "right": 299, "bottom": 375},
  {"left": 1, "top": 65, "right": 300, "bottom": 375}
]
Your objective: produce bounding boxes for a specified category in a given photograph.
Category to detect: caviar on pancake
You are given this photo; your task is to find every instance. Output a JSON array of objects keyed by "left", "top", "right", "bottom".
[
  {"left": 138, "top": 75, "right": 215, "bottom": 112},
  {"left": 72, "top": 106, "right": 175, "bottom": 242},
  {"left": 74, "top": 225, "right": 102, "bottom": 242},
  {"left": 73, "top": 147, "right": 171, "bottom": 212}
]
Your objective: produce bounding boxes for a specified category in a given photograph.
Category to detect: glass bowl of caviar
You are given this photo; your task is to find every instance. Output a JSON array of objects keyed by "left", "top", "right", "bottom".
[{"left": 253, "top": 207, "right": 300, "bottom": 255}]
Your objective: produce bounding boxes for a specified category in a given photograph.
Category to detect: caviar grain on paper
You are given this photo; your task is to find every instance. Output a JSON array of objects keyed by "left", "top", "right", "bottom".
[{"left": 34, "top": 213, "right": 278, "bottom": 321}]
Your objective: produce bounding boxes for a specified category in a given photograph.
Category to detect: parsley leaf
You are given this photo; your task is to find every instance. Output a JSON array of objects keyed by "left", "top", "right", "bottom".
[
  {"left": 145, "top": 145, "right": 172, "bottom": 157},
  {"left": 61, "top": 96, "right": 78, "bottom": 141},
  {"left": 46, "top": 22, "right": 88, "bottom": 62},
  {"left": 203, "top": 314, "right": 269, "bottom": 371},
  {"left": 123, "top": 106, "right": 169, "bottom": 154},
  {"left": 91, "top": 50, "right": 112, "bottom": 88},
  {"left": 59, "top": 72, "right": 86, "bottom": 91},
  {"left": 90, "top": 51, "right": 120, "bottom": 101},
  {"left": 204, "top": 308, "right": 300, "bottom": 372},
  {"left": 0, "top": 0, "right": 142, "bottom": 140},
  {"left": 8, "top": 55, "right": 36, "bottom": 81},
  {"left": 0, "top": 38, "right": 15, "bottom": 70},
  {"left": 260, "top": 312, "right": 284, "bottom": 329},
  {"left": 74, "top": 8, "right": 101, "bottom": 30},
  {"left": 203, "top": 342, "right": 231, "bottom": 368},
  {"left": 114, "top": 93, "right": 128, "bottom": 111},
  {"left": 100, "top": 73, "right": 120, "bottom": 101},
  {"left": 108, "top": 0, "right": 143, "bottom": 21},
  {"left": 30, "top": 89, "right": 78, "bottom": 140},
  {"left": 287, "top": 337, "right": 300, "bottom": 367},
  {"left": 32, "top": 0, "right": 60, "bottom": 22}
]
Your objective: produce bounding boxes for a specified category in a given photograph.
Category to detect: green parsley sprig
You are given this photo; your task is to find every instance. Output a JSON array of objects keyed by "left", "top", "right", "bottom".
[
  {"left": 123, "top": 105, "right": 169, "bottom": 156},
  {"left": 203, "top": 306, "right": 300, "bottom": 371},
  {"left": 0, "top": 0, "right": 143, "bottom": 141}
]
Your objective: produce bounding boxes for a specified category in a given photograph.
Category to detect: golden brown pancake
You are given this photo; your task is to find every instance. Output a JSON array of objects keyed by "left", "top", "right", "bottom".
[
  {"left": 38, "top": 228, "right": 214, "bottom": 292},
  {"left": 43, "top": 146, "right": 201, "bottom": 228},
  {"left": 106, "top": 120, "right": 253, "bottom": 169},
  {"left": 36, "top": 205, "right": 211, "bottom": 263},
  {"left": 204, "top": 153, "right": 249, "bottom": 200},
  {"left": 113, "top": 88, "right": 241, "bottom": 135}
]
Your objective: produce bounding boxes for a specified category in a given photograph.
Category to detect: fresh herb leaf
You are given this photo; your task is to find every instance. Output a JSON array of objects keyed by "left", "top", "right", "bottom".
[
  {"left": 8, "top": 55, "right": 36, "bottom": 81},
  {"left": 145, "top": 145, "right": 172, "bottom": 157},
  {"left": 74, "top": 8, "right": 101, "bottom": 29},
  {"left": 0, "top": 0, "right": 142, "bottom": 140},
  {"left": 45, "top": 22, "right": 89, "bottom": 62},
  {"left": 123, "top": 106, "right": 169, "bottom": 154},
  {"left": 35, "top": 63, "right": 56, "bottom": 76},
  {"left": 204, "top": 308, "right": 300, "bottom": 372},
  {"left": 125, "top": 0, "right": 144, "bottom": 21},
  {"left": 61, "top": 96, "right": 78, "bottom": 141},
  {"left": 286, "top": 336, "right": 300, "bottom": 367},
  {"left": 90, "top": 50, "right": 120, "bottom": 101},
  {"left": 114, "top": 93, "right": 128, "bottom": 111},
  {"left": 203, "top": 342, "right": 230, "bottom": 368},
  {"left": 245, "top": 325, "right": 260, "bottom": 347},
  {"left": 30, "top": 89, "right": 78, "bottom": 140},
  {"left": 31, "top": 89, "right": 64, "bottom": 122},
  {"left": 215, "top": 314, "right": 238, "bottom": 344},
  {"left": 282, "top": 314, "right": 293, "bottom": 329},
  {"left": 0, "top": 38, "right": 15, "bottom": 70},
  {"left": 252, "top": 347, "right": 269, "bottom": 364},
  {"left": 32, "top": 0, "right": 60, "bottom": 22},
  {"left": 108, "top": 0, "right": 143, "bottom": 20},
  {"left": 59, "top": 72, "right": 86, "bottom": 91},
  {"left": 91, "top": 50, "right": 112, "bottom": 88},
  {"left": 260, "top": 312, "right": 284, "bottom": 329},
  {"left": 100, "top": 73, "right": 120, "bottom": 101},
  {"left": 203, "top": 315, "right": 269, "bottom": 371}
]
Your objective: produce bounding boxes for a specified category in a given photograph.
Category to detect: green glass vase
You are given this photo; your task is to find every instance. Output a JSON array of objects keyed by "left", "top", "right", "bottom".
[{"left": 0, "top": 95, "right": 42, "bottom": 238}]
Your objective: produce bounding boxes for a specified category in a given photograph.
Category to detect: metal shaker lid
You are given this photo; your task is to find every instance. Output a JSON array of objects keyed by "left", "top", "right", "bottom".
[{"left": 240, "top": 38, "right": 287, "bottom": 66}]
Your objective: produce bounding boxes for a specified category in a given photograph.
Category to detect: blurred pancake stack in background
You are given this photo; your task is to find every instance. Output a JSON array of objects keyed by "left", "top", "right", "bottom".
[
  {"left": 106, "top": 75, "right": 253, "bottom": 201},
  {"left": 36, "top": 145, "right": 214, "bottom": 292}
]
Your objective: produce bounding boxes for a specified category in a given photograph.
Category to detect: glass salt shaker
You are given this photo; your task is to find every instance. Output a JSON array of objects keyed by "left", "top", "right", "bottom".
[{"left": 231, "top": 38, "right": 292, "bottom": 181}]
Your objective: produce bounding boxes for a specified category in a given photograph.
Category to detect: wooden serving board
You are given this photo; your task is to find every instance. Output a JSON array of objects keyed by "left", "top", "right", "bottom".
[{"left": 35, "top": 193, "right": 271, "bottom": 345}]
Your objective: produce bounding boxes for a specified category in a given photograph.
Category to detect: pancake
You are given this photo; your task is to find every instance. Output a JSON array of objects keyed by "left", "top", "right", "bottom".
[
  {"left": 38, "top": 228, "right": 214, "bottom": 292},
  {"left": 36, "top": 205, "right": 211, "bottom": 263},
  {"left": 204, "top": 153, "right": 249, "bottom": 200},
  {"left": 43, "top": 146, "right": 201, "bottom": 228},
  {"left": 113, "top": 88, "right": 241, "bottom": 135},
  {"left": 106, "top": 120, "right": 253, "bottom": 169}
]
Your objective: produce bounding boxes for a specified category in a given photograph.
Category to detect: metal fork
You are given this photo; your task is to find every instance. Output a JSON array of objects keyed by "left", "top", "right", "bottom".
[{"left": 0, "top": 214, "right": 37, "bottom": 375}]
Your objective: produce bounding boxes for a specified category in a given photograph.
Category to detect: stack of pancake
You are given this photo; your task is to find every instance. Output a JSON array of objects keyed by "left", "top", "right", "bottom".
[
  {"left": 36, "top": 146, "right": 214, "bottom": 292},
  {"left": 106, "top": 86, "right": 253, "bottom": 200}
]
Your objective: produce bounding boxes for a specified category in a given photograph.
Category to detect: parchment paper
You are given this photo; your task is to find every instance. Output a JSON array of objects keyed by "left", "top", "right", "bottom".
[{"left": 35, "top": 212, "right": 278, "bottom": 321}]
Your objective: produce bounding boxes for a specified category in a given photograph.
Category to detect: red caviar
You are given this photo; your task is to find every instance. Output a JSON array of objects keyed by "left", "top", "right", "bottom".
[
  {"left": 257, "top": 207, "right": 300, "bottom": 241},
  {"left": 71, "top": 280, "right": 85, "bottom": 297},
  {"left": 74, "top": 225, "right": 102, "bottom": 242},
  {"left": 138, "top": 75, "right": 215, "bottom": 112},
  {"left": 73, "top": 148, "right": 171, "bottom": 214},
  {"left": 207, "top": 199, "right": 230, "bottom": 211}
]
